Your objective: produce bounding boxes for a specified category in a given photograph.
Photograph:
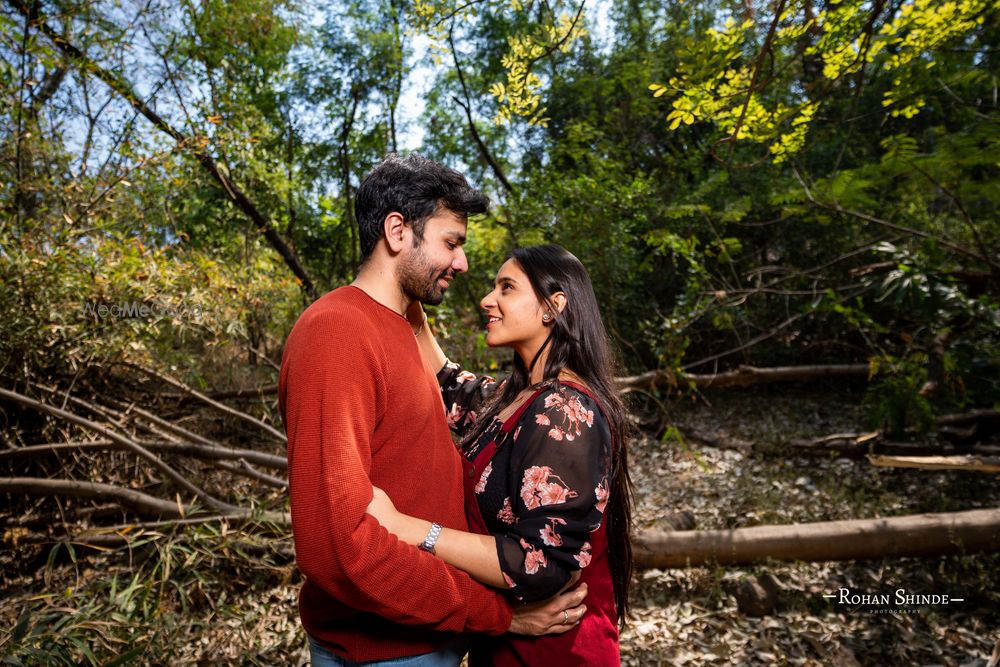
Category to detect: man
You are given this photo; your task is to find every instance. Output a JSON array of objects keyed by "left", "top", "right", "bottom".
[{"left": 280, "top": 154, "right": 586, "bottom": 666}]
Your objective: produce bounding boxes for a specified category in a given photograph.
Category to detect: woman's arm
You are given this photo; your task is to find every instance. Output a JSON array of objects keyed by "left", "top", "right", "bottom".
[
  {"left": 407, "top": 302, "right": 499, "bottom": 436},
  {"left": 366, "top": 387, "right": 611, "bottom": 602},
  {"left": 367, "top": 487, "right": 508, "bottom": 589},
  {"left": 491, "top": 387, "right": 613, "bottom": 603}
]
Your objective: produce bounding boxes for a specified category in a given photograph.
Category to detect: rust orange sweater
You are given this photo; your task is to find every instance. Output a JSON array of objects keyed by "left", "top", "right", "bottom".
[{"left": 279, "top": 286, "right": 512, "bottom": 661}]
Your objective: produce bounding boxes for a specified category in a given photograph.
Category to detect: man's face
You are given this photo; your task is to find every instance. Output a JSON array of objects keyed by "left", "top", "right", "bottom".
[{"left": 397, "top": 210, "right": 469, "bottom": 306}]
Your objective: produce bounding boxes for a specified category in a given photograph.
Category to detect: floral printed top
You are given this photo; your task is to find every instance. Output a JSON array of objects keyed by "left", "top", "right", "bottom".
[{"left": 438, "top": 362, "right": 613, "bottom": 604}]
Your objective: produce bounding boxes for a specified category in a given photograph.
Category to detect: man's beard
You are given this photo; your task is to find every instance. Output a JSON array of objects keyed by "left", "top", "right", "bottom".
[{"left": 398, "top": 246, "right": 453, "bottom": 306}]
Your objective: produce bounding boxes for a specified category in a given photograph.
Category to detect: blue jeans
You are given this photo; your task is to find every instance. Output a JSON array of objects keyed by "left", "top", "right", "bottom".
[{"left": 307, "top": 635, "right": 469, "bottom": 667}]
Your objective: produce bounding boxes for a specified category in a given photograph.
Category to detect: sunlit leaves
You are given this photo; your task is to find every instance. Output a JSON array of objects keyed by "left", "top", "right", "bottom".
[
  {"left": 410, "top": 0, "right": 586, "bottom": 127},
  {"left": 648, "top": 0, "right": 998, "bottom": 162}
]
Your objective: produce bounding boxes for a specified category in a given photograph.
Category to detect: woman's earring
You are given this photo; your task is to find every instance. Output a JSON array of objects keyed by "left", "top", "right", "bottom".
[{"left": 542, "top": 313, "right": 552, "bottom": 321}]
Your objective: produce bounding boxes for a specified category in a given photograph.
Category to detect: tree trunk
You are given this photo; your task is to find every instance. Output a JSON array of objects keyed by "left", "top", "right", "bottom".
[{"left": 633, "top": 508, "right": 1000, "bottom": 568}]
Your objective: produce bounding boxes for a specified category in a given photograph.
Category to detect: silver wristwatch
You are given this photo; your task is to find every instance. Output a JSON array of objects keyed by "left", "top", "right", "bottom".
[{"left": 419, "top": 523, "right": 442, "bottom": 555}]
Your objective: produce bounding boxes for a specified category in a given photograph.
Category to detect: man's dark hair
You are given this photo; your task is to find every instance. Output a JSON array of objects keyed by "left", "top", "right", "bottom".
[{"left": 354, "top": 153, "right": 490, "bottom": 259}]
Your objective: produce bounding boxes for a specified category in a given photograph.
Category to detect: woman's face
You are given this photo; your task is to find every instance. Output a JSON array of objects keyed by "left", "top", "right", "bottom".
[{"left": 480, "top": 259, "right": 551, "bottom": 357}]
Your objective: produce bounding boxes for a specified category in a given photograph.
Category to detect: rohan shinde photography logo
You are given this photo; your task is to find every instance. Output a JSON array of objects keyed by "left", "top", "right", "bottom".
[
  {"left": 825, "top": 587, "right": 965, "bottom": 614},
  {"left": 81, "top": 299, "right": 204, "bottom": 320}
]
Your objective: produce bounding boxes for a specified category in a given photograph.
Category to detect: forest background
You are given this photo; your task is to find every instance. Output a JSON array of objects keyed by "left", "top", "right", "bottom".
[{"left": 1, "top": 0, "right": 998, "bottom": 664}]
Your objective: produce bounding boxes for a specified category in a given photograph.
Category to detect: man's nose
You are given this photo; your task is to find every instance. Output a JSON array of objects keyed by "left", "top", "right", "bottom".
[{"left": 453, "top": 247, "right": 468, "bottom": 274}]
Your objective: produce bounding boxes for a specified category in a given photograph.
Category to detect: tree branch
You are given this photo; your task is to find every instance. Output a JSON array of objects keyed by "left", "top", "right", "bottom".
[
  {"left": 448, "top": 25, "right": 514, "bottom": 196},
  {"left": 0, "top": 387, "right": 240, "bottom": 512},
  {"left": 0, "top": 477, "right": 185, "bottom": 518},
  {"left": 122, "top": 363, "right": 287, "bottom": 444},
  {"left": 793, "top": 166, "right": 988, "bottom": 264},
  {"left": 8, "top": 0, "right": 318, "bottom": 300},
  {"left": 0, "top": 439, "right": 287, "bottom": 471}
]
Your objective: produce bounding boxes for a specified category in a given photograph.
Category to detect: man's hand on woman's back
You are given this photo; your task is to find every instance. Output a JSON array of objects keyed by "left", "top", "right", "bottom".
[{"left": 508, "top": 574, "right": 588, "bottom": 636}]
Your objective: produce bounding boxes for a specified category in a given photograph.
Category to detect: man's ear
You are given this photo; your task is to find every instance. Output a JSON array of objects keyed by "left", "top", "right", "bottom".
[
  {"left": 384, "top": 212, "right": 408, "bottom": 254},
  {"left": 550, "top": 292, "right": 568, "bottom": 314}
]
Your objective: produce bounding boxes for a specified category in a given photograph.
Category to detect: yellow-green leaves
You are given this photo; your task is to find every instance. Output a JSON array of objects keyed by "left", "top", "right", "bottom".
[
  {"left": 410, "top": 0, "right": 587, "bottom": 127},
  {"left": 488, "top": 9, "right": 587, "bottom": 126},
  {"left": 649, "top": 0, "right": 997, "bottom": 162}
]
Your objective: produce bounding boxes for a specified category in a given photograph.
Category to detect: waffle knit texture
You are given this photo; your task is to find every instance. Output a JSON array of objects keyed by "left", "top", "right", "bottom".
[{"left": 280, "top": 286, "right": 513, "bottom": 661}]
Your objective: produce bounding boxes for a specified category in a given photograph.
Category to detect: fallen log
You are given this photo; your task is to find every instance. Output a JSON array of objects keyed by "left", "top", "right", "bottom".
[
  {"left": 0, "top": 477, "right": 290, "bottom": 524},
  {"left": 8, "top": 529, "right": 295, "bottom": 561},
  {"left": 789, "top": 432, "right": 1000, "bottom": 458},
  {"left": 617, "top": 364, "right": 870, "bottom": 392},
  {"left": 867, "top": 454, "right": 1000, "bottom": 474},
  {"left": 937, "top": 408, "right": 1000, "bottom": 427},
  {"left": 633, "top": 507, "right": 1000, "bottom": 568},
  {"left": 0, "top": 439, "right": 288, "bottom": 471},
  {"left": 123, "top": 363, "right": 287, "bottom": 444},
  {"left": 0, "top": 477, "right": 184, "bottom": 518},
  {"left": 155, "top": 384, "right": 280, "bottom": 402}
]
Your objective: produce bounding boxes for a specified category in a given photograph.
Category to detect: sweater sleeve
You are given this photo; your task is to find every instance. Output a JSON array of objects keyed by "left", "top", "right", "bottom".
[
  {"left": 282, "top": 312, "right": 512, "bottom": 634},
  {"left": 493, "top": 387, "right": 612, "bottom": 603},
  {"left": 437, "top": 361, "right": 500, "bottom": 438}
]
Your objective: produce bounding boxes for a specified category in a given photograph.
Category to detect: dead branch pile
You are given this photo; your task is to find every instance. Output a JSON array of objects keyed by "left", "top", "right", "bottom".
[{"left": 1, "top": 365, "right": 289, "bottom": 559}]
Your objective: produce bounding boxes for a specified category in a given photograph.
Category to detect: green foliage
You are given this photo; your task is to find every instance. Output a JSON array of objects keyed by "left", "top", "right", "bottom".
[
  {"left": 650, "top": 0, "right": 999, "bottom": 162},
  {"left": 0, "top": 218, "right": 300, "bottom": 385},
  {"left": 412, "top": 0, "right": 588, "bottom": 126},
  {"left": 864, "top": 355, "right": 936, "bottom": 437}
]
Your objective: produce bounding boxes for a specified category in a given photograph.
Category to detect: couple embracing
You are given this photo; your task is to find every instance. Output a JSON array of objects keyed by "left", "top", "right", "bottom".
[{"left": 279, "top": 154, "right": 634, "bottom": 666}]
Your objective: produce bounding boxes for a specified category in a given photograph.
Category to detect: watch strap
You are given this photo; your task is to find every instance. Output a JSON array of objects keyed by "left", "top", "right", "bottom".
[{"left": 419, "top": 522, "right": 442, "bottom": 554}]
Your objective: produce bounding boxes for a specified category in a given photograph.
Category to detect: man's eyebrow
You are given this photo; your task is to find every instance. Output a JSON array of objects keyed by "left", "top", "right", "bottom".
[{"left": 445, "top": 231, "right": 467, "bottom": 244}]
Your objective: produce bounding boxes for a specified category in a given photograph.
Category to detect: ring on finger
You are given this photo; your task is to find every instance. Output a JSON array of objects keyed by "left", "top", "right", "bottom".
[{"left": 563, "top": 610, "right": 569, "bottom": 624}]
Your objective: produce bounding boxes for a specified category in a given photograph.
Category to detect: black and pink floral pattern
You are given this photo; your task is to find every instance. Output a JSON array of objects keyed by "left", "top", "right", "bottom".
[{"left": 439, "top": 362, "right": 612, "bottom": 604}]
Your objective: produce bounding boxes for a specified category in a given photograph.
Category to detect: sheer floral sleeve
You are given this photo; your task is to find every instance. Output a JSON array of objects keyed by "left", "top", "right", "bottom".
[
  {"left": 437, "top": 361, "right": 500, "bottom": 438},
  {"left": 494, "top": 385, "right": 612, "bottom": 603}
]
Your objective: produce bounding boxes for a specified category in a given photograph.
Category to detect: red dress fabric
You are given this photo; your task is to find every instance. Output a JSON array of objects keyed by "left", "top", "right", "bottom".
[
  {"left": 440, "top": 364, "right": 621, "bottom": 666},
  {"left": 279, "top": 287, "right": 512, "bottom": 662}
]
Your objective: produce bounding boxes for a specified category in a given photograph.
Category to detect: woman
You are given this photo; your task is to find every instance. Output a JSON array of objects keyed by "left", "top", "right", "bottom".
[{"left": 366, "top": 245, "right": 634, "bottom": 665}]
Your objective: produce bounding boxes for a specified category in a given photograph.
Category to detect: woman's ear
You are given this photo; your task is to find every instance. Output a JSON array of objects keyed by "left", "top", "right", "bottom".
[
  {"left": 550, "top": 292, "right": 568, "bottom": 314},
  {"left": 383, "top": 212, "right": 407, "bottom": 254}
]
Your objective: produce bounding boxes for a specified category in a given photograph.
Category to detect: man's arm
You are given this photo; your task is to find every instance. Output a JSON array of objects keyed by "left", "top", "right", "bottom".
[
  {"left": 283, "top": 312, "right": 515, "bottom": 634},
  {"left": 364, "top": 484, "right": 590, "bottom": 633},
  {"left": 367, "top": 486, "right": 506, "bottom": 588},
  {"left": 509, "top": 578, "right": 588, "bottom": 635}
]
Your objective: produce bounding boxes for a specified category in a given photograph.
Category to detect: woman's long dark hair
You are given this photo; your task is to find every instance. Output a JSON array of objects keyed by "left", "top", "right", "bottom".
[{"left": 464, "top": 244, "right": 634, "bottom": 627}]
